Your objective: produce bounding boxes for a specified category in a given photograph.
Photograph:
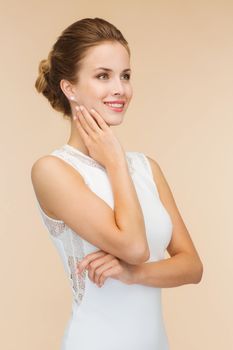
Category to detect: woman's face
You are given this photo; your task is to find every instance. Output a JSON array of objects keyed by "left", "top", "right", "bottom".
[{"left": 70, "top": 41, "right": 133, "bottom": 126}]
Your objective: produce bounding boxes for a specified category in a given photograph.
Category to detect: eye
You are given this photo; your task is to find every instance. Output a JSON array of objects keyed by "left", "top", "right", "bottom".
[
  {"left": 96, "top": 73, "right": 131, "bottom": 80},
  {"left": 96, "top": 73, "right": 109, "bottom": 79},
  {"left": 122, "top": 73, "right": 131, "bottom": 80}
]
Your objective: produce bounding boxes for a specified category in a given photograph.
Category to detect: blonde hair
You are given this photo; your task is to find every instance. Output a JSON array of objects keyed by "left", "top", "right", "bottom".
[{"left": 35, "top": 17, "right": 130, "bottom": 119}]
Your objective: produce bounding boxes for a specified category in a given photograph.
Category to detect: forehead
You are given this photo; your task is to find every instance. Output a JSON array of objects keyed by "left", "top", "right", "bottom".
[{"left": 81, "top": 41, "right": 130, "bottom": 71}]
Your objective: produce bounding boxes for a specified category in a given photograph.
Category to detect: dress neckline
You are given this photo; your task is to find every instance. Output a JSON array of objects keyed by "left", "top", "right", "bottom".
[
  {"left": 62, "top": 143, "right": 105, "bottom": 170},
  {"left": 63, "top": 143, "right": 97, "bottom": 162},
  {"left": 61, "top": 143, "right": 134, "bottom": 174}
]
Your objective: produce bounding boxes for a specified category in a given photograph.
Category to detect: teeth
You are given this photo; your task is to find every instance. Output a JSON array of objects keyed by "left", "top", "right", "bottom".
[{"left": 105, "top": 103, "right": 124, "bottom": 108}]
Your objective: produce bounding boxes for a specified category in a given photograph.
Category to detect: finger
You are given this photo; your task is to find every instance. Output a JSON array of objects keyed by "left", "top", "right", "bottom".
[
  {"left": 88, "top": 255, "right": 114, "bottom": 282},
  {"left": 99, "top": 265, "right": 119, "bottom": 286},
  {"left": 78, "top": 251, "right": 106, "bottom": 269},
  {"left": 77, "top": 251, "right": 107, "bottom": 273},
  {"left": 82, "top": 251, "right": 106, "bottom": 263},
  {"left": 89, "top": 108, "right": 109, "bottom": 131},
  {"left": 76, "top": 107, "right": 93, "bottom": 135},
  {"left": 74, "top": 115, "right": 90, "bottom": 145},
  {"left": 78, "top": 106, "right": 102, "bottom": 134},
  {"left": 93, "top": 259, "right": 118, "bottom": 285}
]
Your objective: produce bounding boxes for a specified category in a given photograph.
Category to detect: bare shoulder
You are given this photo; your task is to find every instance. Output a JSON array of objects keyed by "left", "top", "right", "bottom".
[
  {"left": 31, "top": 154, "right": 80, "bottom": 193},
  {"left": 31, "top": 154, "right": 148, "bottom": 264},
  {"left": 31, "top": 154, "right": 70, "bottom": 173},
  {"left": 31, "top": 155, "right": 58, "bottom": 188},
  {"left": 31, "top": 155, "right": 85, "bottom": 219},
  {"left": 31, "top": 154, "right": 59, "bottom": 173},
  {"left": 31, "top": 154, "right": 85, "bottom": 182}
]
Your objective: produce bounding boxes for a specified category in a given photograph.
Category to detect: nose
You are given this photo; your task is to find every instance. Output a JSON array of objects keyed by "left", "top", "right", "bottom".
[{"left": 111, "top": 77, "right": 125, "bottom": 96}]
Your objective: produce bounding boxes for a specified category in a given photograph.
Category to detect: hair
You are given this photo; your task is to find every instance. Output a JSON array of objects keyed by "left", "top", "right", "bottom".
[{"left": 35, "top": 17, "right": 130, "bottom": 119}]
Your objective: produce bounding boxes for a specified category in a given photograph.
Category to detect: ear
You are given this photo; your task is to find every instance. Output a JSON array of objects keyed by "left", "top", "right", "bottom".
[{"left": 60, "top": 79, "right": 77, "bottom": 100}]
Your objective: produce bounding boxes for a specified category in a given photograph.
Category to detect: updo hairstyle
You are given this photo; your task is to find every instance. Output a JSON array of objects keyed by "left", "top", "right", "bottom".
[{"left": 35, "top": 17, "right": 130, "bottom": 119}]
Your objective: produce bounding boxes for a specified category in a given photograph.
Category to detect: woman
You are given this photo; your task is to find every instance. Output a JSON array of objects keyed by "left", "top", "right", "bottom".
[{"left": 31, "top": 17, "right": 203, "bottom": 350}]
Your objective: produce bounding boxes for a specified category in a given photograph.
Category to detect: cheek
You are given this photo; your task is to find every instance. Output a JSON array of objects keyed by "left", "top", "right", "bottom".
[
  {"left": 78, "top": 84, "right": 103, "bottom": 104},
  {"left": 127, "top": 89, "right": 133, "bottom": 102},
  {"left": 88, "top": 82, "right": 107, "bottom": 100},
  {"left": 126, "top": 83, "right": 133, "bottom": 96}
]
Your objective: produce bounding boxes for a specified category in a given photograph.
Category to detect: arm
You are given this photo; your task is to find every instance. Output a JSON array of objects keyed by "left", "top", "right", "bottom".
[
  {"left": 131, "top": 253, "right": 203, "bottom": 287},
  {"left": 31, "top": 155, "right": 149, "bottom": 266},
  {"left": 130, "top": 156, "right": 203, "bottom": 287},
  {"left": 106, "top": 159, "right": 150, "bottom": 263}
]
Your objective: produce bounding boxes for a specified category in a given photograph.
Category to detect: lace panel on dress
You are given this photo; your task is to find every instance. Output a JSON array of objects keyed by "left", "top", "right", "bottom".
[
  {"left": 35, "top": 145, "right": 138, "bottom": 305},
  {"left": 37, "top": 200, "right": 65, "bottom": 237},
  {"left": 37, "top": 202, "right": 86, "bottom": 304},
  {"left": 59, "top": 145, "right": 135, "bottom": 176},
  {"left": 59, "top": 228, "right": 86, "bottom": 305}
]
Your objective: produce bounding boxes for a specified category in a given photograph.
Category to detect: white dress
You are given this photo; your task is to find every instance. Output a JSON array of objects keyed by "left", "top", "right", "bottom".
[{"left": 35, "top": 143, "right": 173, "bottom": 350}]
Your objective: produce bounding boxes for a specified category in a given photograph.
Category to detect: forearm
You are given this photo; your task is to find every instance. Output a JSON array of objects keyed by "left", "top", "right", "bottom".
[
  {"left": 106, "top": 159, "right": 149, "bottom": 256},
  {"left": 131, "top": 253, "right": 203, "bottom": 287}
]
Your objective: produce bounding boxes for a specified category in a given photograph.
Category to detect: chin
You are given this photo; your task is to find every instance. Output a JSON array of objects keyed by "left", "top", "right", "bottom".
[{"left": 104, "top": 113, "right": 124, "bottom": 126}]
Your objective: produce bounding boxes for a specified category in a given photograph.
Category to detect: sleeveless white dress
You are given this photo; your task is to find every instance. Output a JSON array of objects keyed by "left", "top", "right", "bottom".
[{"left": 35, "top": 143, "right": 173, "bottom": 350}]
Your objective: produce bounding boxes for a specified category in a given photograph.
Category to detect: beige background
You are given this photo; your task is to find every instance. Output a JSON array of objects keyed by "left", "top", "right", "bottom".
[{"left": 1, "top": 1, "right": 232, "bottom": 349}]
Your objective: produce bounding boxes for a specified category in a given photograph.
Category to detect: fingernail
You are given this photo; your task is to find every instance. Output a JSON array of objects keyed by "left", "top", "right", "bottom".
[
  {"left": 75, "top": 105, "right": 80, "bottom": 111},
  {"left": 73, "top": 115, "right": 77, "bottom": 120},
  {"left": 80, "top": 105, "right": 84, "bottom": 111}
]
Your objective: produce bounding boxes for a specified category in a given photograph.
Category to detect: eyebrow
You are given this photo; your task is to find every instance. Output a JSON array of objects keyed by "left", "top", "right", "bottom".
[{"left": 94, "top": 67, "right": 131, "bottom": 72}]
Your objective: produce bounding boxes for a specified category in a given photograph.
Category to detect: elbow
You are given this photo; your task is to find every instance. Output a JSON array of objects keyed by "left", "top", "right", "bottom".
[
  {"left": 184, "top": 253, "right": 203, "bottom": 284},
  {"left": 127, "top": 245, "right": 150, "bottom": 265},
  {"left": 193, "top": 260, "right": 204, "bottom": 284}
]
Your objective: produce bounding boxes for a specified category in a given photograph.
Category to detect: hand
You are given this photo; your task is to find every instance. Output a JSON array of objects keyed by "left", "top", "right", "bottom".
[
  {"left": 73, "top": 105, "right": 126, "bottom": 168},
  {"left": 76, "top": 250, "right": 135, "bottom": 287}
]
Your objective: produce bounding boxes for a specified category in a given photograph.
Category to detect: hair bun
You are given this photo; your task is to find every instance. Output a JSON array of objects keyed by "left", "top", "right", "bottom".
[
  {"left": 40, "top": 58, "right": 50, "bottom": 75},
  {"left": 35, "top": 58, "right": 50, "bottom": 93},
  {"left": 35, "top": 18, "right": 130, "bottom": 119}
]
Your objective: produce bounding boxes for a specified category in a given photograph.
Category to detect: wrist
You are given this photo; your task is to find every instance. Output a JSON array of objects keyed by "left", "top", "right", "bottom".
[
  {"left": 129, "top": 264, "right": 142, "bottom": 285},
  {"left": 105, "top": 156, "right": 128, "bottom": 171}
]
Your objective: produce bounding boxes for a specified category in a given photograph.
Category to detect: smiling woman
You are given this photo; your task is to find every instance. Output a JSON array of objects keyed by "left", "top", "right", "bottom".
[
  {"left": 31, "top": 17, "right": 202, "bottom": 350},
  {"left": 35, "top": 19, "right": 132, "bottom": 121}
]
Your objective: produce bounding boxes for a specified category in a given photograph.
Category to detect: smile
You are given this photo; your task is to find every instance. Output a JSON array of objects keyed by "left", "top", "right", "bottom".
[{"left": 104, "top": 102, "right": 125, "bottom": 112}]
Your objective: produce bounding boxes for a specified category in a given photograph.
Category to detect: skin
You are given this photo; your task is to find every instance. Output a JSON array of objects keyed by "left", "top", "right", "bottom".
[
  {"left": 60, "top": 41, "right": 133, "bottom": 157},
  {"left": 60, "top": 41, "right": 135, "bottom": 287},
  {"left": 74, "top": 104, "right": 140, "bottom": 288},
  {"left": 59, "top": 41, "right": 203, "bottom": 288}
]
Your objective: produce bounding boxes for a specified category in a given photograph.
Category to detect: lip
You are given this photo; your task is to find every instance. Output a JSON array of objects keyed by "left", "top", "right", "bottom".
[
  {"left": 104, "top": 100, "right": 126, "bottom": 104},
  {"left": 103, "top": 101, "right": 125, "bottom": 112}
]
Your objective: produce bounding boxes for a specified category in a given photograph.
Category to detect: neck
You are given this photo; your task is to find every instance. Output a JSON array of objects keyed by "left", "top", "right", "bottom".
[{"left": 67, "top": 120, "right": 90, "bottom": 156}]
